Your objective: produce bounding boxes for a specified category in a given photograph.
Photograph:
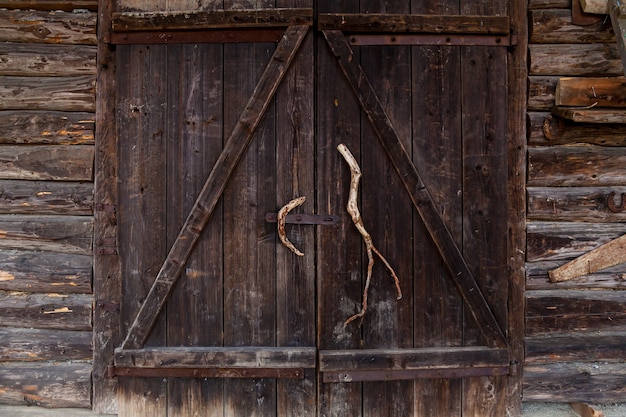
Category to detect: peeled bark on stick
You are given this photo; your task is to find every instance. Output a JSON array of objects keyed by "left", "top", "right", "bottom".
[
  {"left": 337, "top": 143, "right": 402, "bottom": 326},
  {"left": 277, "top": 196, "right": 306, "bottom": 256}
]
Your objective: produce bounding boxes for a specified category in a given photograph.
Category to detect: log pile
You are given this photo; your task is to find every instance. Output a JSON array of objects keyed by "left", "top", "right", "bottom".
[{"left": 0, "top": 1, "right": 97, "bottom": 409}]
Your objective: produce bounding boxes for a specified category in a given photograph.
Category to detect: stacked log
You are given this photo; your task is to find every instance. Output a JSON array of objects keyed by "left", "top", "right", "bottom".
[
  {"left": 0, "top": 1, "right": 97, "bottom": 409},
  {"left": 525, "top": 0, "right": 626, "bottom": 403}
]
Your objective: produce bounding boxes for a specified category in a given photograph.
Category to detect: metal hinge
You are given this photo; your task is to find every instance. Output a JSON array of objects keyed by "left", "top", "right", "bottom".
[{"left": 95, "top": 237, "right": 117, "bottom": 255}]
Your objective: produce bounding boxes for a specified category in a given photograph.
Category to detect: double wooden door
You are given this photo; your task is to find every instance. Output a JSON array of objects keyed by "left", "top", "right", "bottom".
[{"left": 95, "top": 1, "right": 523, "bottom": 416}]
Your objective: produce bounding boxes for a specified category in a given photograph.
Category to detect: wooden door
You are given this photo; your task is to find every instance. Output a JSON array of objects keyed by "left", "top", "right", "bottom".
[{"left": 94, "top": 0, "right": 526, "bottom": 416}]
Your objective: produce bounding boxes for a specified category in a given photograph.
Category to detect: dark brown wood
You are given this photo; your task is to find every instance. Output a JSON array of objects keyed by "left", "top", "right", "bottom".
[
  {"left": 526, "top": 289, "right": 626, "bottom": 336},
  {"left": 0, "top": 249, "right": 91, "bottom": 293},
  {"left": 528, "top": 76, "right": 559, "bottom": 110},
  {"left": 324, "top": 366, "right": 509, "bottom": 382},
  {"left": 556, "top": 77, "right": 626, "bottom": 107},
  {"left": 529, "top": 44, "right": 623, "bottom": 76},
  {"left": 528, "top": 145, "right": 626, "bottom": 186},
  {"left": 0, "top": 76, "right": 95, "bottom": 112},
  {"left": 0, "top": 111, "right": 94, "bottom": 145},
  {"left": 523, "top": 362, "right": 626, "bottom": 403},
  {"left": 529, "top": 0, "right": 572, "bottom": 8},
  {"left": 527, "top": 221, "right": 626, "bottom": 262},
  {"left": 552, "top": 107, "right": 626, "bottom": 123},
  {"left": 115, "top": 347, "right": 316, "bottom": 368},
  {"left": 0, "top": 328, "right": 92, "bottom": 361},
  {"left": 348, "top": 33, "right": 510, "bottom": 46},
  {"left": 121, "top": 25, "right": 309, "bottom": 350},
  {"left": 318, "top": 13, "right": 509, "bottom": 34},
  {"left": 112, "top": 367, "right": 306, "bottom": 379},
  {"left": 0, "top": 214, "right": 92, "bottom": 254},
  {"left": 527, "top": 260, "right": 626, "bottom": 290},
  {"left": 527, "top": 186, "right": 626, "bottom": 222},
  {"left": 529, "top": 9, "right": 614, "bottom": 44},
  {"left": 111, "top": 28, "right": 284, "bottom": 44},
  {"left": 528, "top": 112, "right": 626, "bottom": 146},
  {"left": 0, "top": 1, "right": 98, "bottom": 11},
  {"left": 0, "top": 291, "right": 92, "bottom": 330},
  {"left": 0, "top": 361, "right": 91, "bottom": 408},
  {"left": 0, "top": 9, "right": 96, "bottom": 45},
  {"left": 0, "top": 43, "right": 96, "bottom": 76},
  {"left": 0, "top": 180, "right": 93, "bottom": 215},
  {"left": 92, "top": 0, "right": 119, "bottom": 413},
  {"left": 0, "top": 145, "right": 93, "bottom": 181},
  {"left": 322, "top": 29, "right": 507, "bottom": 349},
  {"left": 610, "top": 0, "right": 626, "bottom": 77},
  {"left": 526, "top": 332, "right": 626, "bottom": 363},
  {"left": 112, "top": 8, "right": 312, "bottom": 31}
]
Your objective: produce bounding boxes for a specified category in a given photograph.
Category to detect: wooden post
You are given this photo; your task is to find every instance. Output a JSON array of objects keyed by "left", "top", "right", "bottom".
[{"left": 609, "top": 0, "right": 626, "bottom": 77}]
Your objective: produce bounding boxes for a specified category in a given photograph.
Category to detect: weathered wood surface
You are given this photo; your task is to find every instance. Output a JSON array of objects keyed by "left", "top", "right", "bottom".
[
  {"left": 527, "top": 261, "right": 626, "bottom": 290},
  {"left": 317, "top": 13, "right": 509, "bottom": 34},
  {"left": 0, "top": 9, "right": 96, "bottom": 45},
  {"left": 526, "top": 332, "right": 626, "bottom": 363},
  {"left": 526, "top": 289, "right": 626, "bottom": 335},
  {"left": 0, "top": 145, "right": 93, "bottom": 181},
  {"left": 580, "top": 0, "right": 610, "bottom": 14},
  {"left": 0, "top": 214, "right": 93, "bottom": 254},
  {"left": 528, "top": 112, "right": 626, "bottom": 146},
  {"left": 524, "top": 362, "right": 626, "bottom": 403},
  {"left": 0, "top": 328, "right": 92, "bottom": 361},
  {"left": 528, "top": 145, "right": 626, "bottom": 186},
  {"left": 529, "top": 0, "right": 572, "bottom": 8},
  {"left": 529, "top": 44, "right": 623, "bottom": 76},
  {"left": 556, "top": 77, "right": 626, "bottom": 107},
  {"left": 530, "top": 9, "right": 614, "bottom": 44},
  {"left": 0, "top": 249, "right": 91, "bottom": 292},
  {"left": 0, "top": 44, "right": 96, "bottom": 76},
  {"left": 0, "top": 76, "right": 95, "bottom": 111},
  {"left": 112, "top": 8, "right": 313, "bottom": 31},
  {"left": 0, "top": 111, "right": 94, "bottom": 145},
  {"left": 0, "top": 361, "right": 91, "bottom": 408},
  {"left": 0, "top": 1, "right": 98, "bottom": 11},
  {"left": 527, "top": 186, "right": 626, "bottom": 222},
  {"left": 552, "top": 107, "right": 626, "bottom": 123},
  {"left": 527, "top": 221, "right": 626, "bottom": 262},
  {"left": 528, "top": 76, "right": 558, "bottom": 110},
  {"left": 549, "top": 233, "right": 626, "bottom": 282},
  {"left": 0, "top": 291, "right": 92, "bottom": 330},
  {"left": 0, "top": 180, "right": 93, "bottom": 214},
  {"left": 92, "top": 0, "right": 119, "bottom": 411}
]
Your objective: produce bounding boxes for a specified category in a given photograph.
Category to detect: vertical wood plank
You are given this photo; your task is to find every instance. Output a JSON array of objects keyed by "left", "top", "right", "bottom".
[
  {"left": 222, "top": 37, "right": 277, "bottom": 417},
  {"left": 165, "top": 43, "right": 225, "bottom": 417},
  {"left": 410, "top": 2, "right": 464, "bottom": 415},
  {"left": 359, "top": 1, "right": 414, "bottom": 416},
  {"left": 275, "top": 1, "right": 316, "bottom": 415},
  {"left": 316, "top": 2, "right": 362, "bottom": 415},
  {"left": 116, "top": 43, "right": 168, "bottom": 417},
  {"left": 460, "top": 0, "right": 509, "bottom": 413},
  {"left": 93, "top": 0, "right": 120, "bottom": 413}
]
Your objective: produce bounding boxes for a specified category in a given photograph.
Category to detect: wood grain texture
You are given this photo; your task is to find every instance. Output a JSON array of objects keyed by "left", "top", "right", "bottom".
[
  {"left": 0, "top": 249, "right": 92, "bottom": 292},
  {"left": 530, "top": 9, "right": 614, "bottom": 44},
  {"left": 527, "top": 186, "right": 626, "bottom": 222},
  {"left": 528, "top": 112, "right": 626, "bottom": 146},
  {"left": 526, "top": 331, "right": 626, "bottom": 363},
  {"left": 552, "top": 107, "right": 626, "bottom": 124},
  {"left": 0, "top": 43, "right": 96, "bottom": 76},
  {"left": 556, "top": 77, "right": 626, "bottom": 107},
  {"left": 0, "top": 327, "right": 92, "bottom": 361},
  {"left": 0, "top": 291, "right": 92, "bottom": 330},
  {"left": 529, "top": 44, "right": 623, "bottom": 76},
  {"left": 0, "top": 111, "right": 94, "bottom": 145},
  {"left": 528, "top": 76, "right": 558, "bottom": 110},
  {"left": 0, "top": 180, "right": 93, "bottom": 215},
  {"left": 0, "top": 361, "right": 91, "bottom": 408},
  {"left": 0, "top": 9, "right": 96, "bottom": 44},
  {"left": 0, "top": 1, "right": 98, "bottom": 11},
  {"left": 0, "top": 76, "right": 95, "bottom": 112}
]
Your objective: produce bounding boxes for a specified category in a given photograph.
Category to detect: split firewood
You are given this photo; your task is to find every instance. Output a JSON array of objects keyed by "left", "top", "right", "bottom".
[
  {"left": 571, "top": 402, "right": 605, "bottom": 417},
  {"left": 337, "top": 143, "right": 402, "bottom": 326},
  {"left": 277, "top": 196, "right": 306, "bottom": 256}
]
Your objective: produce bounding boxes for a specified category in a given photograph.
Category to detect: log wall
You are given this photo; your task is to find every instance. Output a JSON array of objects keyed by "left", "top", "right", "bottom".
[
  {"left": 0, "top": 0, "right": 97, "bottom": 409},
  {"left": 525, "top": 0, "right": 626, "bottom": 403}
]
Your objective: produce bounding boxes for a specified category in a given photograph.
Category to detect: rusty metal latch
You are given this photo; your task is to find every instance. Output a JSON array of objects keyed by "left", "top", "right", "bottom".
[{"left": 265, "top": 212, "right": 340, "bottom": 225}]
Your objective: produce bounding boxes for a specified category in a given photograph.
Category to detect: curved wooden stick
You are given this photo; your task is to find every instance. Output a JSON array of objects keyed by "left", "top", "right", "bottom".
[
  {"left": 277, "top": 196, "right": 306, "bottom": 256},
  {"left": 337, "top": 143, "right": 402, "bottom": 326}
]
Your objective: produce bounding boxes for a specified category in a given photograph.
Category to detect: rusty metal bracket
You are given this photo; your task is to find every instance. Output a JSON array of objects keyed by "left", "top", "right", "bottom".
[
  {"left": 265, "top": 212, "right": 340, "bottom": 225},
  {"left": 96, "top": 237, "right": 117, "bottom": 255},
  {"left": 109, "top": 366, "right": 305, "bottom": 379},
  {"left": 96, "top": 299, "right": 120, "bottom": 313}
]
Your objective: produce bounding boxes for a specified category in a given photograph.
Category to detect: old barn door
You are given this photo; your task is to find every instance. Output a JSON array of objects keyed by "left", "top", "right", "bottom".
[{"left": 95, "top": 0, "right": 524, "bottom": 415}]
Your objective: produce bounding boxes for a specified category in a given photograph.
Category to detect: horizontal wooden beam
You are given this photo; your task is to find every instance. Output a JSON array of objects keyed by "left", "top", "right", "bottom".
[
  {"left": 320, "top": 347, "right": 510, "bottom": 382},
  {"left": 348, "top": 33, "right": 510, "bottom": 46},
  {"left": 552, "top": 107, "right": 626, "bottom": 123},
  {"left": 112, "top": 8, "right": 313, "bottom": 32},
  {"left": 111, "top": 28, "right": 284, "bottom": 44},
  {"left": 318, "top": 13, "right": 509, "bottom": 35},
  {"left": 556, "top": 77, "right": 626, "bottom": 108}
]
